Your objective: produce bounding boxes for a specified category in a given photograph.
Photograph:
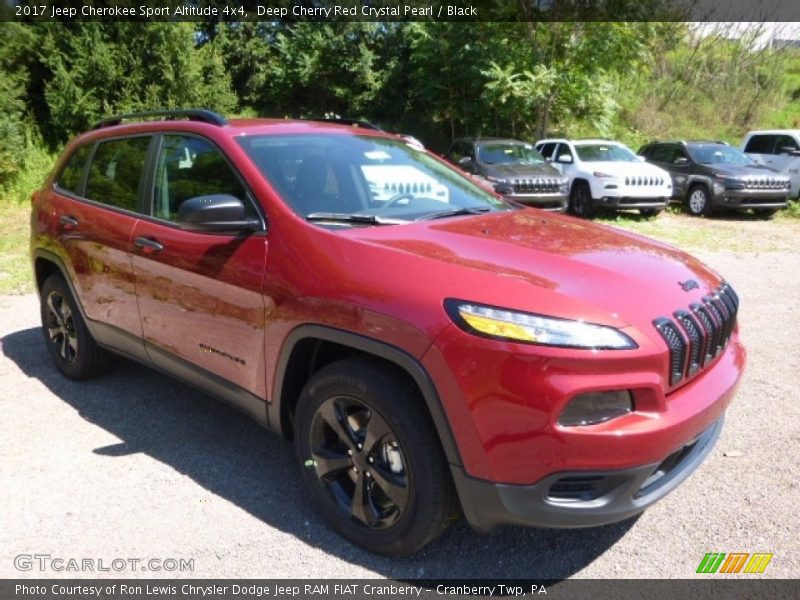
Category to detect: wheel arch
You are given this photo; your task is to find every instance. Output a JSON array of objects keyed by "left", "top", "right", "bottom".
[
  {"left": 270, "top": 324, "right": 462, "bottom": 467},
  {"left": 33, "top": 250, "right": 88, "bottom": 320}
]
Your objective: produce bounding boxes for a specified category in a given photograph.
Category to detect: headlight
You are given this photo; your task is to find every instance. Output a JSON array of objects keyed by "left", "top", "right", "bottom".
[
  {"left": 559, "top": 179, "right": 570, "bottom": 193},
  {"left": 712, "top": 172, "right": 743, "bottom": 183},
  {"left": 593, "top": 171, "right": 618, "bottom": 179},
  {"left": 486, "top": 175, "right": 509, "bottom": 184},
  {"left": 445, "top": 300, "right": 637, "bottom": 349}
]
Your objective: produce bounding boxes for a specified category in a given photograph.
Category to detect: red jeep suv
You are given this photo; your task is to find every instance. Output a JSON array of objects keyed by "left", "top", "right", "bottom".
[{"left": 30, "top": 110, "right": 745, "bottom": 555}]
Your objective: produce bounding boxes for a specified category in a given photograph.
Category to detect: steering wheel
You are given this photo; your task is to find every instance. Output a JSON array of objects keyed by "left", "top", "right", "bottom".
[{"left": 384, "top": 193, "right": 416, "bottom": 208}]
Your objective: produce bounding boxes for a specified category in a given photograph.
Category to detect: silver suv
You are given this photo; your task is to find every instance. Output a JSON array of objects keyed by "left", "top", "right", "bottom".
[{"left": 741, "top": 130, "right": 800, "bottom": 199}]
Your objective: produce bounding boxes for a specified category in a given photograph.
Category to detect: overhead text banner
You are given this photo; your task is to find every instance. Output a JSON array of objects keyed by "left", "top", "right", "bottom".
[{"left": 4, "top": 0, "right": 800, "bottom": 23}]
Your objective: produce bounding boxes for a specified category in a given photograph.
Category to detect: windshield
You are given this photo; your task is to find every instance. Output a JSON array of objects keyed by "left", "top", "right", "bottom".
[
  {"left": 237, "top": 134, "right": 510, "bottom": 225},
  {"left": 575, "top": 144, "right": 638, "bottom": 162},
  {"left": 477, "top": 142, "right": 544, "bottom": 165},
  {"left": 687, "top": 145, "right": 754, "bottom": 166}
]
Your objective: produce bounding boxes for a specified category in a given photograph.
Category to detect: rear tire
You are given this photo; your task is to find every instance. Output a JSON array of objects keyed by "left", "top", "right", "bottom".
[
  {"left": 686, "top": 184, "right": 713, "bottom": 217},
  {"left": 293, "top": 357, "right": 459, "bottom": 556},
  {"left": 569, "top": 181, "right": 595, "bottom": 218},
  {"left": 40, "top": 274, "right": 112, "bottom": 380}
]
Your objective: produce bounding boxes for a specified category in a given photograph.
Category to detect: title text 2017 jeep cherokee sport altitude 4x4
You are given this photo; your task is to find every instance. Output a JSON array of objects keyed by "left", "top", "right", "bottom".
[{"left": 31, "top": 110, "right": 745, "bottom": 556}]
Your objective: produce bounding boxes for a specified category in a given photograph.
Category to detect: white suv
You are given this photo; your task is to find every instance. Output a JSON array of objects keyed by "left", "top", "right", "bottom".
[
  {"left": 535, "top": 139, "right": 672, "bottom": 218},
  {"left": 740, "top": 130, "right": 800, "bottom": 199}
]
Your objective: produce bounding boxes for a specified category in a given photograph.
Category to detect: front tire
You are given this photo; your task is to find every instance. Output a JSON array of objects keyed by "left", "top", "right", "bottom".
[
  {"left": 294, "top": 358, "right": 459, "bottom": 556},
  {"left": 686, "top": 185, "right": 713, "bottom": 217},
  {"left": 569, "top": 181, "right": 595, "bottom": 218},
  {"left": 40, "top": 274, "right": 111, "bottom": 380}
]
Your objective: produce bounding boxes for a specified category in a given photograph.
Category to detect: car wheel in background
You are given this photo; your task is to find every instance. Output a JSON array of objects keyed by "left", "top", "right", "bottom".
[
  {"left": 686, "top": 184, "right": 712, "bottom": 217},
  {"left": 570, "top": 181, "right": 595, "bottom": 218}
]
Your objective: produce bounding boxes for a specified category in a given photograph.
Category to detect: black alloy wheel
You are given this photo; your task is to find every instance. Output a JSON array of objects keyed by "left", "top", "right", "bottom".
[{"left": 294, "top": 358, "right": 459, "bottom": 555}]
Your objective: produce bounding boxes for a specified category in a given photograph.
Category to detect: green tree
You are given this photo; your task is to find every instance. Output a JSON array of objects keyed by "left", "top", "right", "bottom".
[{"left": 39, "top": 22, "right": 236, "bottom": 144}]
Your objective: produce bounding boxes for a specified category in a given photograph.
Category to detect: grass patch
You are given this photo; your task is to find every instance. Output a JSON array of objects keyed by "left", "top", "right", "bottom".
[
  {"left": 597, "top": 205, "right": 800, "bottom": 253},
  {"left": 0, "top": 201, "right": 33, "bottom": 294}
]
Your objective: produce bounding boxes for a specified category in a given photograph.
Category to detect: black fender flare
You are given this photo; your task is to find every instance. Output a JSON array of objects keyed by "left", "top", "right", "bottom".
[
  {"left": 32, "top": 250, "right": 87, "bottom": 318},
  {"left": 270, "top": 324, "right": 463, "bottom": 467},
  {"left": 686, "top": 175, "right": 714, "bottom": 195}
]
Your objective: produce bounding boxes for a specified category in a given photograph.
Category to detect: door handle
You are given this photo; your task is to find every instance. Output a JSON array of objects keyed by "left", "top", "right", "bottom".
[
  {"left": 59, "top": 215, "right": 79, "bottom": 230},
  {"left": 134, "top": 236, "right": 164, "bottom": 253}
]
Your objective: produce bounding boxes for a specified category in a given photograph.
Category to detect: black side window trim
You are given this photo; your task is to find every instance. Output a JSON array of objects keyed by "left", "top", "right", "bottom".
[{"left": 143, "top": 132, "right": 267, "bottom": 233}]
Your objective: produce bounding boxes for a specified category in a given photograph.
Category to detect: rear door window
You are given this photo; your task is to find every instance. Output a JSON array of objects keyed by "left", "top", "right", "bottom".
[
  {"left": 85, "top": 137, "right": 152, "bottom": 212},
  {"left": 744, "top": 134, "right": 777, "bottom": 154}
]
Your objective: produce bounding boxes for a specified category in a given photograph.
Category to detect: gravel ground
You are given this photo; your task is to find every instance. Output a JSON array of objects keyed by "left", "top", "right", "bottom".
[{"left": 1, "top": 217, "right": 798, "bottom": 580}]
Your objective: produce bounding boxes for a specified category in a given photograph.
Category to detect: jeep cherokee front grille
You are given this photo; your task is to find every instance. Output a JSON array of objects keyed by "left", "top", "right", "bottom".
[
  {"left": 653, "top": 283, "right": 739, "bottom": 386},
  {"left": 512, "top": 178, "right": 559, "bottom": 194},
  {"left": 624, "top": 176, "right": 665, "bottom": 186},
  {"left": 744, "top": 177, "right": 788, "bottom": 190}
]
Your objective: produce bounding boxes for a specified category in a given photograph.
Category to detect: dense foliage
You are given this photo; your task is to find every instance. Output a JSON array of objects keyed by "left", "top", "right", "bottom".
[{"left": 1, "top": 20, "right": 798, "bottom": 200}]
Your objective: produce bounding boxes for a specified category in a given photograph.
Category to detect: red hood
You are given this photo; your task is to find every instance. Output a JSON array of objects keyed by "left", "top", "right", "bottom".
[{"left": 339, "top": 210, "right": 723, "bottom": 341}]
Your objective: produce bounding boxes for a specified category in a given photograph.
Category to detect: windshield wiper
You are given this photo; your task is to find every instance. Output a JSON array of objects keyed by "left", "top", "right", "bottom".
[
  {"left": 416, "top": 206, "right": 492, "bottom": 221},
  {"left": 306, "top": 212, "right": 401, "bottom": 225}
]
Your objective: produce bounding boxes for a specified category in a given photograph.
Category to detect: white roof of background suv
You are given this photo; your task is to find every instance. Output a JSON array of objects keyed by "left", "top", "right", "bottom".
[
  {"left": 744, "top": 130, "right": 800, "bottom": 136},
  {"left": 536, "top": 139, "right": 625, "bottom": 146}
]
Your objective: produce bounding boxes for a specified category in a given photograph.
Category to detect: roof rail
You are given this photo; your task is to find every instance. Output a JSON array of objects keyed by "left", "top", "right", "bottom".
[
  {"left": 314, "top": 117, "right": 382, "bottom": 131},
  {"left": 92, "top": 109, "right": 228, "bottom": 130}
]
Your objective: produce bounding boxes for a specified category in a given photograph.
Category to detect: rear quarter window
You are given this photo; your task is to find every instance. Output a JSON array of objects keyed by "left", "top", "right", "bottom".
[
  {"left": 56, "top": 144, "right": 93, "bottom": 195},
  {"left": 85, "top": 137, "right": 151, "bottom": 212}
]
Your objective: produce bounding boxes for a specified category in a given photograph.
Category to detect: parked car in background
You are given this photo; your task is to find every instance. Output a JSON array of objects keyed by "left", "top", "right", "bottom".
[
  {"left": 740, "top": 130, "right": 800, "bottom": 199},
  {"left": 447, "top": 138, "right": 568, "bottom": 211},
  {"left": 640, "top": 140, "right": 790, "bottom": 218},
  {"left": 535, "top": 139, "right": 671, "bottom": 218}
]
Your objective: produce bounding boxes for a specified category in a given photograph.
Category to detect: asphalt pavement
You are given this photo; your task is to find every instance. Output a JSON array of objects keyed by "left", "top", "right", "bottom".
[{"left": 1, "top": 243, "right": 798, "bottom": 579}]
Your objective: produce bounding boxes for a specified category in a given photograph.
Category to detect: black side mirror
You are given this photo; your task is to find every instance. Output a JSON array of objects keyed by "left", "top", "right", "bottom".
[
  {"left": 674, "top": 157, "right": 689, "bottom": 165},
  {"left": 177, "top": 194, "right": 261, "bottom": 233},
  {"left": 458, "top": 155, "right": 473, "bottom": 165}
]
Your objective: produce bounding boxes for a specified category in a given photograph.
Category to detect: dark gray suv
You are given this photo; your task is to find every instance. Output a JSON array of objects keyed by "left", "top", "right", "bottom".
[
  {"left": 639, "top": 141, "right": 790, "bottom": 218},
  {"left": 448, "top": 138, "right": 569, "bottom": 211}
]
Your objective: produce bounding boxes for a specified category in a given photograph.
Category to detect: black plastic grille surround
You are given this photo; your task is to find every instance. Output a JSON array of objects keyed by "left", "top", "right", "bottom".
[{"left": 653, "top": 283, "right": 739, "bottom": 387}]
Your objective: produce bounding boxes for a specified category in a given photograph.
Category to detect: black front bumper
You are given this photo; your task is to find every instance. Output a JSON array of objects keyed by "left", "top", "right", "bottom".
[
  {"left": 451, "top": 417, "right": 723, "bottom": 532},
  {"left": 712, "top": 188, "right": 788, "bottom": 210},
  {"left": 594, "top": 196, "right": 669, "bottom": 210},
  {"left": 503, "top": 192, "right": 568, "bottom": 212}
]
